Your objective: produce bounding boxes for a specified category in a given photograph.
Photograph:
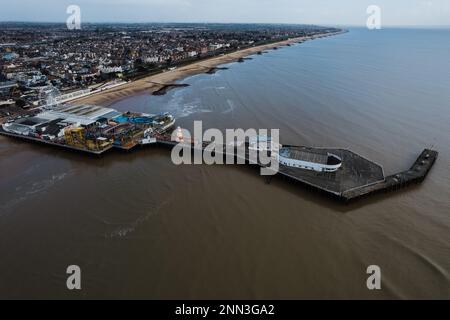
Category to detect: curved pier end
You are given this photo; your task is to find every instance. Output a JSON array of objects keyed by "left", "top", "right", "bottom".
[
  {"left": 277, "top": 147, "right": 438, "bottom": 203},
  {"left": 278, "top": 147, "right": 385, "bottom": 197}
]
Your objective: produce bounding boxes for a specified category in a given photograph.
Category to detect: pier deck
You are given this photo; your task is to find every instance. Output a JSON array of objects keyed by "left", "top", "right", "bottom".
[
  {"left": 273, "top": 147, "right": 437, "bottom": 202},
  {"left": 155, "top": 138, "right": 437, "bottom": 202},
  {"left": 340, "top": 149, "right": 438, "bottom": 201},
  {"left": 278, "top": 147, "right": 385, "bottom": 196}
]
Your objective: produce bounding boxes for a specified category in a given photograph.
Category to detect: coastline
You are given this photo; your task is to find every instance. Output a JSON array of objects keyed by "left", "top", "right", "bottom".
[{"left": 72, "top": 31, "right": 345, "bottom": 107}]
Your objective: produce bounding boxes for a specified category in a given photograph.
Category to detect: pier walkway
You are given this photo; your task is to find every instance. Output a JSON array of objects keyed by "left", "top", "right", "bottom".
[
  {"left": 154, "top": 136, "right": 438, "bottom": 202},
  {"left": 341, "top": 149, "right": 438, "bottom": 201}
]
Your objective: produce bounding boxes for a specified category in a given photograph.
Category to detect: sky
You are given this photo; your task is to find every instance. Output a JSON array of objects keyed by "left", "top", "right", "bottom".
[{"left": 1, "top": 0, "right": 450, "bottom": 26}]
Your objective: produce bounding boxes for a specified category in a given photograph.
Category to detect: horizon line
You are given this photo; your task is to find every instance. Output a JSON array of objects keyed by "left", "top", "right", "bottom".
[{"left": 1, "top": 20, "right": 450, "bottom": 28}]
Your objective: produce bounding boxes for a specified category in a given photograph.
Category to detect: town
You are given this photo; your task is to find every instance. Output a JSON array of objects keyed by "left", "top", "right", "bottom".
[{"left": 0, "top": 22, "right": 340, "bottom": 121}]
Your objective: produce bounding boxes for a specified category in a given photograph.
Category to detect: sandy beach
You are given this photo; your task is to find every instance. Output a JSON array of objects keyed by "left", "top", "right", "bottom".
[{"left": 72, "top": 32, "right": 342, "bottom": 107}]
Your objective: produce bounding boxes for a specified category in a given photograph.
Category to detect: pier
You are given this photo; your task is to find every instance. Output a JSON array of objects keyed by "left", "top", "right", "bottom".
[
  {"left": 237, "top": 57, "right": 253, "bottom": 63},
  {"left": 0, "top": 125, "right": 438, "bottom": 203},
  {"left": 147, "top": 135, "right": 438, "bottom": 203},
  {"left": 340, "top": 149, "right": 438, "bottom": 202},
  {"left": 275, "top": 147, "right": 437, "bottom": 202}
]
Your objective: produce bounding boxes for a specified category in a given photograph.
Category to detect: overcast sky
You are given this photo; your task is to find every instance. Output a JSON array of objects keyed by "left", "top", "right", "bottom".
[{"left": 1, "top": 0, "right": 450, "bottom": 26}]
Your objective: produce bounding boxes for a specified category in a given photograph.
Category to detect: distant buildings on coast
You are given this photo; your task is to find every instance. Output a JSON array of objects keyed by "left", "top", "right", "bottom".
[{"left": 0, "top": 23, "right": 340, "bottom": 118}]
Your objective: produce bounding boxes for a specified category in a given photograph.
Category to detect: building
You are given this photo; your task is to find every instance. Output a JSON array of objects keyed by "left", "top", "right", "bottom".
[
  {"left": 99, "top": 66, "right": 123, "bottom": 74},
  {"left": 278, "top": 147, "right": 342, "bottom": 172},
  {"left": 38, "top": 104, "right": 121, "bottom": 126},
  {"left": 0, "top": 81, "right": 18, "bottom": 96},
  {"left": 1, "top": 104, "right": 121, "bottom": 138}
]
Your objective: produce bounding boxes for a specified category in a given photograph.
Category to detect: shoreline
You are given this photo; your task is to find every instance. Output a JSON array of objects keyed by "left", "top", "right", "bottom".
[{"left": 72, "top": 31, "right": 345, "bottom": 107}]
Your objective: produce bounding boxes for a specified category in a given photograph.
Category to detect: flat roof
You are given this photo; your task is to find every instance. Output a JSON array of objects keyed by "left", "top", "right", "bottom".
[
  {"left": 54, "top": 104, "right": 116, "bottom": 120},
  {"left": 101, "top": 111, "right": 123, "bottom": 120},
  {"left": 4, "top": 123, "right": 32, "bottom": 134},
  {"left": 37, "top": 105, "right": 119, "bottom": 126},
  {"left": 16, "top": 117, "right": 50, "bottom": 127},
  {"left": 280, "top": 147, "right": 329, "bottom": 165}
]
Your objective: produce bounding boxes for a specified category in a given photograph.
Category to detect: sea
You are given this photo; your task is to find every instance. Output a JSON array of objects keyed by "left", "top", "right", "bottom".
[{"left": 0, "top": 27, "right": 449, "bottom": 299}]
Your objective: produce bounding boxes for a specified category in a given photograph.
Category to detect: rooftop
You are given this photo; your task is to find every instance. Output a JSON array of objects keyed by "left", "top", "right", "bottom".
[
  {"left": 38, "top": 104, "right": 117, "bottom": 125},
  {"left": 16, "top": 117, "right": 49, "bottom": 127}
]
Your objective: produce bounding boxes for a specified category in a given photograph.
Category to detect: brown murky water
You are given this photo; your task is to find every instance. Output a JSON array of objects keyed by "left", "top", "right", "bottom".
[{"left": 0, "top": 28, "right": 449, "bottom": 299}]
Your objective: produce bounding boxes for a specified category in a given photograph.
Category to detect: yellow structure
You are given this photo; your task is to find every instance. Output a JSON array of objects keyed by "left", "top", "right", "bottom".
[
  {"left": 64, "top": 127, "right": 86, "bottom": 148},
  {"left": 64, "top": 127, "right": 112, "bottom": 150},
  {"left": 86, "top": 137, "right": 112, "bottom": 151}
]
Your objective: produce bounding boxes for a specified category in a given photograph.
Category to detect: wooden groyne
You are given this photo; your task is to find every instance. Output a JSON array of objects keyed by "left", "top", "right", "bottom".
[
  {"left": 237, "top": 57, "right": 253, "bottom": 63},
  {"left": 150, "top": 82, "right": 190, "bottom": 96},
  {"left": 205, "top": 67, "right": 229, "bottom": 74}
]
